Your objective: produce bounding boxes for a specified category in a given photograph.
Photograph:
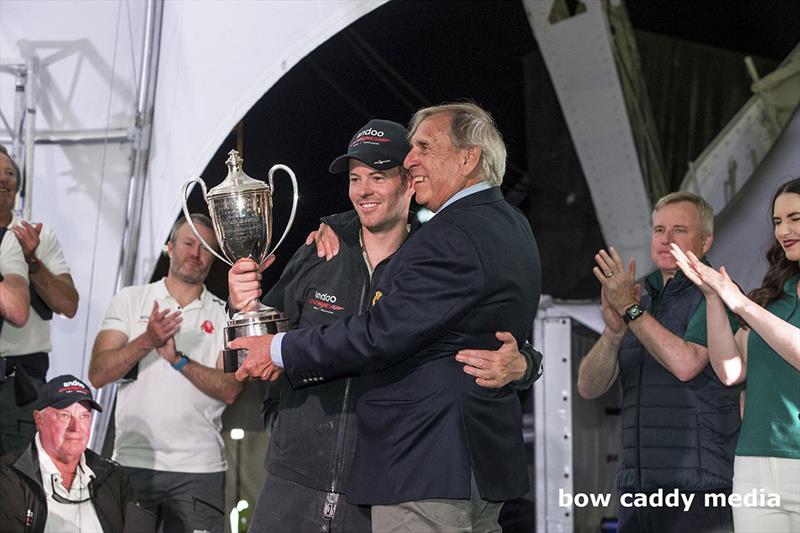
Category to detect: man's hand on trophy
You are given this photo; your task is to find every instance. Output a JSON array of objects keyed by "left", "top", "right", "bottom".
[
  {"left": 145, "top": 301, "right": 182, "bottom": 349},
  {"left": 305, "top": 222, "right": 340, "bottom": 261},
  {"left": 228, "top": 256, "right": 275, "bottom": 311},
  {"left": 230, "top": 334, "right": 280, "bottom": 382}
]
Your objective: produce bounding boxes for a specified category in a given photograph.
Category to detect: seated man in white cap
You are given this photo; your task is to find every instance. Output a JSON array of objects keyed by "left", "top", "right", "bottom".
[{"left": 0, "top": 374, "right": 151, "bottom": 532}]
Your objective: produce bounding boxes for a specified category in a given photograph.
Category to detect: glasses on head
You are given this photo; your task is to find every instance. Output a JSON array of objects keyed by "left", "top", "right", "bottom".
[{"left": 50, "top": 474, "right": 93, "bottom": 504}]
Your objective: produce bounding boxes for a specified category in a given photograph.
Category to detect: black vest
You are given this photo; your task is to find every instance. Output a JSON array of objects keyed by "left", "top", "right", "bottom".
[{"left": 617, "top": 272, "right": 740, "bottom": 492}]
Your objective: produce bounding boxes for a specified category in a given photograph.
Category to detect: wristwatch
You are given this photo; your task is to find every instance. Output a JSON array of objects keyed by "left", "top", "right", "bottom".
[
  {"left": 171, "top": 351, "right": 190, "bottom": 371},
  {"left": 27, "top": 258, "right": 40, "bottom": 274},
  {"left": 623, "top": 303, "right": 644, "bottom": 324}
]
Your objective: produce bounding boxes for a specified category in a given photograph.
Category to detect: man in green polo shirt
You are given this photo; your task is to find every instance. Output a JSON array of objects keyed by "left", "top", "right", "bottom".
[{"left": 577, "top": 191, "right": 740, "bottom": 533}]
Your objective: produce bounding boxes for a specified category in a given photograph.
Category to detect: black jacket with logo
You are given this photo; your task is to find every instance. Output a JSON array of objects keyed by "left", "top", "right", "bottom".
[
  {"left": 262, "top": 210, "right": 391, "bottom": 494},
  {"left": 0, "top": 441, "right": 138, "bottom": 532}
]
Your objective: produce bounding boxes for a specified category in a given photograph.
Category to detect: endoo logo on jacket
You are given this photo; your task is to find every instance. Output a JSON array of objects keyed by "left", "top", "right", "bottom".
[
  {"left": 201, "top": 320, "right": 214, "bottom": 334},
  {"left": 308, "top": 291, "right": 344, "bottom": 315}
]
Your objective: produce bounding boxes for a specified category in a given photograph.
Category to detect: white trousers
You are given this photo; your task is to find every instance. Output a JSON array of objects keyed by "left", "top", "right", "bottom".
[{"left": 732, "top": 455, "right": 800, "bottom": 533}]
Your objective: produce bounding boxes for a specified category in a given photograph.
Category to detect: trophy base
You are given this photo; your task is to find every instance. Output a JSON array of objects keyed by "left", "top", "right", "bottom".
[{"left": 223, "top": 307, "right": 291, "bottom": 373}]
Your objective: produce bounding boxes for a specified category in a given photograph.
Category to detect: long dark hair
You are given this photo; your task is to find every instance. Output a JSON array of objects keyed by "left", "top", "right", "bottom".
[{"left": 749, "top": 177, "right": 800, "bottom": 308}]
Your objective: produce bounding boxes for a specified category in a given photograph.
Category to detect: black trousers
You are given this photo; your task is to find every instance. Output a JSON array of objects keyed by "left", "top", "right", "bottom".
[{"left": 249, "top": 474, "right": 371, "bottom": 533}]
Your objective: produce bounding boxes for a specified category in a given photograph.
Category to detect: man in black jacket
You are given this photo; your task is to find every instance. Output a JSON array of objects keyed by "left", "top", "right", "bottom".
[
  {"left": 232, "top": 105, "right": 542, "bottom": 532},
  {"left": 228, "top": 118, "right": 539, "bottom": 533},
  {"left": 0, "top": 374, "right": 147, "bottom": 532}
]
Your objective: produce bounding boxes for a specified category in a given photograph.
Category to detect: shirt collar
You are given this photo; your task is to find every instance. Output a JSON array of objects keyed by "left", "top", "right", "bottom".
[
  {"left": 431, "top": 181, "right": 492, "bottom": 217},
  {"left": 783, "top": 274, "right": 800, "bottom": 297},
  {"left": 646, "top": 255, "right": 710, "bottom": 295},
  {"left": 157, "top": 277, "right": 208, "bottom": 309},
  {"left": 35, "top": 432, "right": 94, "bottom": 491}
]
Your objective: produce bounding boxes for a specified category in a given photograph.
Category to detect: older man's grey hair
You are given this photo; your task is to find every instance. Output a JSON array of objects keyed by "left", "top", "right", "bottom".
[
  {"left": 653, "top": 191, "right": 715, "bottom": 238},
  {"left": 408, "top": 102, "right": 507, "bottom": 186}
]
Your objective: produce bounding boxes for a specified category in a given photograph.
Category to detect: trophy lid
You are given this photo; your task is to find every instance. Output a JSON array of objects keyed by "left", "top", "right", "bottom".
[{"left": 207, "top": 150, "right": 270, "bottom": 198}]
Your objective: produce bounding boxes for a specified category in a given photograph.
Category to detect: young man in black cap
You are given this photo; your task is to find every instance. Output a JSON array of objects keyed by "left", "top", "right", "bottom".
[
  {"left": 0, "top": 374, "right": 144, "bottom": 532},
  {"left": 228, "top": 118, "right": 537, "bottom": 532}
]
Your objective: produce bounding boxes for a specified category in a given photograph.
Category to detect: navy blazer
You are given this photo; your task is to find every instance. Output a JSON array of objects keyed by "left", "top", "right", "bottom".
[{"left": 282, "top": 187, "right": 541, "bottom": 505}]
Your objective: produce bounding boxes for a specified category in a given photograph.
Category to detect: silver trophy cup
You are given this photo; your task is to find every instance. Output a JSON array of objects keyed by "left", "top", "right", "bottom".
[{"left": 181, "top": 149, "right": 298, "bottom": 372}]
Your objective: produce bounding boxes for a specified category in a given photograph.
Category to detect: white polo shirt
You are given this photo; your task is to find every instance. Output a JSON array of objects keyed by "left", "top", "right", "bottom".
[
  {"left": 36, "top": 433, "right": 103, "bottom": 533},
  {"left": 99, "top": 279, "right": 229, "bottom": 473},
  {"left": 1, "top": 213, "right": 70, "bottom": 357}
]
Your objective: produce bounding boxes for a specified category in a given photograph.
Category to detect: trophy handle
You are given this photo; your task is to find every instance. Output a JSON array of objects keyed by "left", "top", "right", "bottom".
[
  {"left": 264, "top": 164, "right": 299, "bottom": 263},
  {"left": 181, "top": 177, "right": 234, "bottom": 267}
]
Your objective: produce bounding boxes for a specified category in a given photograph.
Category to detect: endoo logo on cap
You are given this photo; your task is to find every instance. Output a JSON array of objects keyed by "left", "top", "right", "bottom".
[
  {"left": 352, "top": 128, "right": 391, "bottom": 147},
  {"left": 357, "top": 128, "right": 385, "bottom": 138},
  {"left": 60, "top": 379, "right": 89, "bottom": 393}
]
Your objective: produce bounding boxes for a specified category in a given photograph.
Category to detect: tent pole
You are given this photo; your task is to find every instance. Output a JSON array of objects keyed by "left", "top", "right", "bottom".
[{"left": 91, "top": 0, "right": 164, "bottom": 453}]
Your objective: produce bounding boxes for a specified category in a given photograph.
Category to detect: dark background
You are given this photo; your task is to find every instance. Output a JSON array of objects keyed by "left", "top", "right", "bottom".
[{"left": 164, "top": 0, "right": 798, "bottom": 300}]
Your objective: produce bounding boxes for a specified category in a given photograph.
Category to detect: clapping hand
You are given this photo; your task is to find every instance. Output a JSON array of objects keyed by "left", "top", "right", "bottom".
[
  {"left": 593, "top": 247, "right": 640, "bottom": 316},
  {"left": 10, "top": 220, "right": 42, "bottom": 261},
  {"left": 145, "top": 302, "right": 182, "bottom": 349},
  {"left": 669, "top": 243, "right": 746, "bottom": 312}
]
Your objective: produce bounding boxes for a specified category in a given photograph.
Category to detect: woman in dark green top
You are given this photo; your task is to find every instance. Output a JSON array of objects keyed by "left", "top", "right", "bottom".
[{"left": 671, "top": 177, "right": 800, "bottom": 532}]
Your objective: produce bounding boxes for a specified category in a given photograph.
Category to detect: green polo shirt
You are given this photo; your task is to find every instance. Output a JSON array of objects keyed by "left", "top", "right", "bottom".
[{"left": 736, "top": 275, "right": 800, "bottom": 459}]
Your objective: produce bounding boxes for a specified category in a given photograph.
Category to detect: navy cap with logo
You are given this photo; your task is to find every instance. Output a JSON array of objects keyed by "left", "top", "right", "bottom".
[
  {"left": 38, "top": 374, "right": 103, "bottom": 412},
  {"left": 328, "top": 119, "right": 410, "bottom": 174}
]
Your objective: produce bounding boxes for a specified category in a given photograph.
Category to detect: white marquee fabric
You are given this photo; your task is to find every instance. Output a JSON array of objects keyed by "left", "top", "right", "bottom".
[
  {"left": 137, "top": 0, "right": 386, "bottom": 285},
  {"left": 1, "top": 0, "right": 144, "bottom": 378},
  {"left": 0, "top": 0, "right": 384, "bottom": 379}
]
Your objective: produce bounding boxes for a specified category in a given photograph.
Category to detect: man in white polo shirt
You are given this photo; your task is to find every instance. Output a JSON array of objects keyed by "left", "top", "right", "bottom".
[
  {"left": 1, "top": 145, "right": 79, "bottom": 456},
  {"left": 89, "top": 214, "right": 241, "bottom": 533}
]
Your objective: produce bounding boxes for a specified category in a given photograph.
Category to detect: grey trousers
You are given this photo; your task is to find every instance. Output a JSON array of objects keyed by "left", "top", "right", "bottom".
[
  {"left": 127, "top": 467, "right": 225, "bottom": 533},
  {"left": 371, "top": 474, "right": 503, "bottom": 533}
]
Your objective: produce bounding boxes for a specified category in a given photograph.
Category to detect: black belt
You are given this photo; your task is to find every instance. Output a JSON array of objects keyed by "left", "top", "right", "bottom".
[{"left": 2, "top": 352, "right": 49, "bottom": 380}]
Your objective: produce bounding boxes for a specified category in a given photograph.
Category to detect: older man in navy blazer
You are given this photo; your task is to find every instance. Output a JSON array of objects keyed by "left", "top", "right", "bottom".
[{"left": 232, "top": 102, "right": 541, "bottom": 532}]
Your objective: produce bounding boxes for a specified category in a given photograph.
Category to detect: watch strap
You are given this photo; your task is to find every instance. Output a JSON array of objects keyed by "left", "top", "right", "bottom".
[{"left": 171, "top": 352, "right": 190, "bottom": 371}]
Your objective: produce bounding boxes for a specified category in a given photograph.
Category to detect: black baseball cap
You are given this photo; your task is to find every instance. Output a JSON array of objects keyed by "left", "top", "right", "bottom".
[
  {"left": 328, "top": 119, "right": 410, "bottom": 174},
  {"left": 38, "top": 374, "right": 103, "bottom": 412}
]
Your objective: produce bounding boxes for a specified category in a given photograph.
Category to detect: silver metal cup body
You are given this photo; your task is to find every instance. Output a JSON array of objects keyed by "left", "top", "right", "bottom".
[
  {"left": 181, "top": 150, "right": 300, "bottom": 372},
  {"left": 223, "top": 309, "right": 290, "bottom": 373},
  {"left": 207, "top": 189, "right": 273, "bottom": 266}
]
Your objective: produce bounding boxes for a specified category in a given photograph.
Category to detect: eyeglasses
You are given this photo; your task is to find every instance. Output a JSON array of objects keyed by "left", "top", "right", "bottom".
[{"left": 50, "top": 474, "right": 93, "bottom": 504}]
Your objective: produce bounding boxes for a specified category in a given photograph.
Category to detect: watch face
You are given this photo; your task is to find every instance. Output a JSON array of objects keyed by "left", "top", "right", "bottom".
[
  {"left": 28, "top": 260, "right": 40, "bottom": 273},
  {"left": 625, "top": 304, "right": 643, "bottom": 322}
]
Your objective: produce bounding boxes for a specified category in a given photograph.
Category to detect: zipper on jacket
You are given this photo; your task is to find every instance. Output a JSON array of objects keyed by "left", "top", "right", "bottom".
[{"left": 323, "top": 261, "right": 369, "bottom": 522}]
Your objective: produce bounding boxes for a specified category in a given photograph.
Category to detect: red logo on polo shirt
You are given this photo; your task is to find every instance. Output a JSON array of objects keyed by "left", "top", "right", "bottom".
[{"left": 201, "top": 320, "right": 214, "bottom": 334}]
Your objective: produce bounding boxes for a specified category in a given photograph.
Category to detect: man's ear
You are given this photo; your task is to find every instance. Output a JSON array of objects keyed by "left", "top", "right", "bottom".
[
  {"left": 701, "top": 233, "right": 713, "bottom": 256},
  {"left": 460, "top": 146, "right": 481, "bottom": 177}
]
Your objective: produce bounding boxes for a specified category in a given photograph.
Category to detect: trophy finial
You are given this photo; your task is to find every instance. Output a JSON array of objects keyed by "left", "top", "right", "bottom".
[{"left": 226, "top": 150, "right": 244, "bottom": 174}]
